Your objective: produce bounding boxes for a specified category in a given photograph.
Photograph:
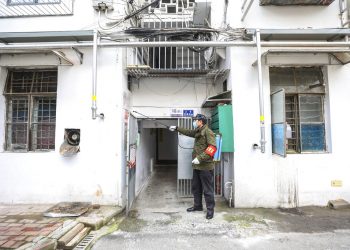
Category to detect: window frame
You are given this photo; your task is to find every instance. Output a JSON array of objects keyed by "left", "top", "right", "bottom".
[
  {"left": 4, "top": 69, "right": 57, "bottom": 152},
  {"left": 270, "top": 66, "right": 328, "bottom": 156}
]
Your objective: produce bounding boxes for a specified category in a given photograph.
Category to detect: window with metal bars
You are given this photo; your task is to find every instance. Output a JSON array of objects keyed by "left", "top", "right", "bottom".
[
  {"left": 270, "top": 67, "right": 326, "bottom": 156},
  {"left": 4, "top": 69, "right": 57, "bottom": 151}
]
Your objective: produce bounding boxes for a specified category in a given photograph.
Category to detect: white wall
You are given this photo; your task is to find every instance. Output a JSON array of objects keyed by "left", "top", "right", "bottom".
[
  {"left": 229, "top": 1, "right": 340, "bottom": 29},
  {"left": 157, "top": 129, "right": 178, "bottom": 161},
  {"left": 135, "top": 128, "right": 156, "bottom": 195},
  {"left": 230, "top": 46, "right": 350, "bottom": 208},
  {"left": 0, "top": 47, "right": 126, "bottom": 205},
  {"left": 131, "top": 77, "right": 219, "bottom": 118},
  {"left": 0, "top": 0, "right": 126, "bottom": 32}
]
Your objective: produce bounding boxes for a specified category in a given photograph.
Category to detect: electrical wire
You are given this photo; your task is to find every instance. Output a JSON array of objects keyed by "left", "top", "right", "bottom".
[{"left": 143, "top": 80, "right": 191, "bottom": 96}]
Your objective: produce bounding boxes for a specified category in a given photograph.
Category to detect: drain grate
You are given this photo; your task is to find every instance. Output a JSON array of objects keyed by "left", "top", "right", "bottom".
[{"left": 73, "top": 231, "right": 97, "bottom": 250}]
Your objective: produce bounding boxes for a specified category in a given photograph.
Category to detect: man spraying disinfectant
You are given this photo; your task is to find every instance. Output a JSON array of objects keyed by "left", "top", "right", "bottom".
[{"left": 169, "top": 114, "right": 217, "bottom": 219}]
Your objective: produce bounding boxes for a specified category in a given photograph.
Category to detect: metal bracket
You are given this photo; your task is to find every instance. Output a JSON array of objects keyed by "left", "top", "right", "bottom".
[
  {"left": 72, "top": 47, "right": 84, "bottom": 65},
  {"left": 51, "top": 50, "right": 74, "bottom": 66}
]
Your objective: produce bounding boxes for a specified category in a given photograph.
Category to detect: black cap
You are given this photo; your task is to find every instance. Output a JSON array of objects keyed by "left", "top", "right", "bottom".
[{"left": 193, "top": 114, "right": 207, "bottom": 124}]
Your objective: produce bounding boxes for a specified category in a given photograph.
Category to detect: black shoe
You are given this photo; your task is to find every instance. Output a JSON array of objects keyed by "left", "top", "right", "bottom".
[
  {"left": 206, "top": 210, "right": 214, "bottom": 219},
  {"left": 187, "top": 206, "right": 203, "bottom": 212}
]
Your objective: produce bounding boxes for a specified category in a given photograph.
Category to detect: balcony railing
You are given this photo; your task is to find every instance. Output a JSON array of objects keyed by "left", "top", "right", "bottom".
[
  {"left": 127, "top": 20, "right": 209, "bottom": 73},
  {"left": 0, "top": 0, "right": 73, "bottom": 17}
]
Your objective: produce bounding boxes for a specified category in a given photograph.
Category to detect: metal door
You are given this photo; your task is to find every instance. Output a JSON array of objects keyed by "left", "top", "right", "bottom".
[
  {"left": 177, "top": 118, "right": 194, "bottom": 197},
  {"left": 177, "top": 117, "right": 223, "bottom": 197},
  {"left": 126, "top": 114, "right": 138, "bottom": 214}
]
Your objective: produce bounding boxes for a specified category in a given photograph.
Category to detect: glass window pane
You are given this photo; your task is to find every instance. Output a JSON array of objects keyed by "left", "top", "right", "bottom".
[
  {"left": 7, "top": 124, "right": 28, "bottom": 150},
  {"left": 300, "top": 124, "right": 325, "bottom": 152},
  {"left": 271, "top": 89, "right": 285, "bottom": 124},
  {"left": 271, "top": 89, "right": 286, "bottom": 157},
  {"left": 32, "top": 97, "right": 56, "bottom": 150},
  {"left": 299, "top": 95, "right": 323, "bottom": 123}
]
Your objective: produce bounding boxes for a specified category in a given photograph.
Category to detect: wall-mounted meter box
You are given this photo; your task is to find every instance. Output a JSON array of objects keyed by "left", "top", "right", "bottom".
[
  {"left": 211, "top": 105, "right": 234, "bottom": 152},
  {"left": 92, "top": 0, "right": 114, "bottom": 11}
]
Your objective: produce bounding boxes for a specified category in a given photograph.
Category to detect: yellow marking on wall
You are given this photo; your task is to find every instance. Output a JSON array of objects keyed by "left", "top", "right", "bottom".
[{"left": 331, "top": 180, "right": 342, "bottom": 187}]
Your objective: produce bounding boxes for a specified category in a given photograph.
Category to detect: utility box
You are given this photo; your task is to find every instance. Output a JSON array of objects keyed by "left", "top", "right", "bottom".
[
  {"left": 211, "top": 105, "right": 234, "bottom": 152},
  {"left": 92, "top": 0, "right": 114, "bottom": 11}
]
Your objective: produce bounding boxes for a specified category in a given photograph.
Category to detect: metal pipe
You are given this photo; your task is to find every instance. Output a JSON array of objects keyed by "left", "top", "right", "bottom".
[
  {"left": 92, "top": 30, "right": 98, "bottom": 119},
  {"left": 241, "top": 0, "right": 255, "bottom": 22},
  {"left": 4, "top": 41, "right": 350, "bottom": 49},
  {"left": 91, "top": 30, "right": 104, "bottom": 120},
  {"left": 242, "top": 0, "right": 249, "bottom": 10},
  {"left": 256, "top": 29, "right": 266, "bottom": 153}
]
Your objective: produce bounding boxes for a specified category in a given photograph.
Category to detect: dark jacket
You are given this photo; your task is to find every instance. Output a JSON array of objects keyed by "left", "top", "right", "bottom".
[{"left": 177, "top": 124, "right": 216, "bottom": 170}]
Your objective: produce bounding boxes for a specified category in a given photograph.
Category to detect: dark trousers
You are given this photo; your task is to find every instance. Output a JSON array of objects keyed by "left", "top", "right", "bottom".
[{"left": 192, "top": 169, "right": 215, "bottom": 211}]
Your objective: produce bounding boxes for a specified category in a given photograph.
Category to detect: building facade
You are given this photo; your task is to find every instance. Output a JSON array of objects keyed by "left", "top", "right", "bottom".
[{"left": 0, "top": 0, "right": 349, "bottom": 209}]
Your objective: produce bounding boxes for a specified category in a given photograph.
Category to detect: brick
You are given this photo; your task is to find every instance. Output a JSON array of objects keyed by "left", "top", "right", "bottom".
[
  {"left": 1, "top": 240, "right": 15, "bottom": 248},
  {"left": 3, "top": 230, "right": 22, "bottom": 236},
  {"left": 31, "top": 238, "right": 57, "bottom": 250},
  {"left": 25, "top": 223, "right": 41, "bottom": 228},
  {"left": 12, "top": 235, "right": 27, "bottom": 241},
  {"left": 19, "top": 219, "right": 36, "bottom": 224},
  {"left": 0, "top": 236, "right": 10, "bottom": 240},
  {"left": 8, "top": 223, "right": 24, "bottom": 228},
  {"left": 25, "top": 236, "right": 36, "bottom": 242},
  {"left": 22, "top": 231, "right": 40, "bottom": 236},
  {"left": 11, "top": 241, "right": 26, "bottom": 248},
  {"left": 37, "top": 231, "right": 50, "bottom": 237},
  {"left": 23, "top": 227, "right": 42, "bottom": 232},
  {"left": 0, "top": 240, "right": 7, "bottom": 246},
  {"left": 5, "top": 219, "right": 17, "bottom": 223}
]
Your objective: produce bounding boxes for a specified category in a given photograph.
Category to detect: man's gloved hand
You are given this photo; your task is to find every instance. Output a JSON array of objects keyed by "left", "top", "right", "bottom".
[
  {"left": 169, "top": 126, "right": 177, "bottom": 132},
  {"left": 192, "top": 158, "right": 200, "bottom": 165}
]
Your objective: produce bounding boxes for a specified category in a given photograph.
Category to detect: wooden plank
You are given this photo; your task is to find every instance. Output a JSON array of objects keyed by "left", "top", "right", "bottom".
[
  {"left": 58, "top": 223, "right": 84, "bottom": 247},
  {"left": 49, "top": 220, "right": 78, "bottom": 240},
  {"left": 65, "top": 227, "right": 91, "bottom": 249}
]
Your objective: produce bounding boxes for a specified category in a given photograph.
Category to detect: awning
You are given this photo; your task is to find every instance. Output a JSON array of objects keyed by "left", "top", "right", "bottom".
[
  {"left": 0, "top": 30, "right": 94, "bottom": 43},
  {"left": 246, "top": 28, "right": 350, "bottom": 41},
  {"left": 0, "top": 30, "right": 92, "bottom": 65},
  {"left": 252, "top": 49, "right": 350, "bottom": 66},
  {"left": 202, "top": 90, "right": 232, "bottom": 108}
]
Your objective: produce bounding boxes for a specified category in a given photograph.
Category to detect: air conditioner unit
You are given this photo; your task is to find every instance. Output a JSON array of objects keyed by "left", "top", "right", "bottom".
[{"left": 92, "top": 0, "right": 114, "bottom": 11}]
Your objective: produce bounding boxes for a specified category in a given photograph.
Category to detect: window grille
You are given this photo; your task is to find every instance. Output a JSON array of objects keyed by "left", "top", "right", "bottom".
[
  {"left": 4, "top": 69, "right": 57, "bottom": 151},
  {"left": 270, "top": 67, "right": 326, "bottom": 154}
]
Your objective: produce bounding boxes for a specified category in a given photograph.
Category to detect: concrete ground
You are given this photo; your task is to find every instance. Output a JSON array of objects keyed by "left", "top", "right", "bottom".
[{"left": 93, "top": 164, "right": 350, "bottom": 250}]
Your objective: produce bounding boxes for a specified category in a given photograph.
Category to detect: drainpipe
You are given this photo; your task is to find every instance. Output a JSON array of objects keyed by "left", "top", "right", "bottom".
[
  {"left": 255, "top": 29, "right": 266, "bottom": 153},
  {"left": 92, "top": 30, "right": 104, "bottom": 120}
]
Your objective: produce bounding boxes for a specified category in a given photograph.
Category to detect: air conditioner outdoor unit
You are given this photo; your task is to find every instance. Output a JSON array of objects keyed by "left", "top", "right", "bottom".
[{"left": 92, "top": 0, "right": 114, "bottom": 11}]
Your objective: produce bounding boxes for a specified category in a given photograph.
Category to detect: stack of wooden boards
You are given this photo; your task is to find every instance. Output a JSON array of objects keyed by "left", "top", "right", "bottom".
[{"left": 49, "top": 220, "right": 91, "bottom": 249}]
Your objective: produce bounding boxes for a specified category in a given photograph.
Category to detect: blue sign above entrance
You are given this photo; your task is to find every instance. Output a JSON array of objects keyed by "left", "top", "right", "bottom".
[{"left": 183, "top": 109, "right": 194, "bottom": 117}]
